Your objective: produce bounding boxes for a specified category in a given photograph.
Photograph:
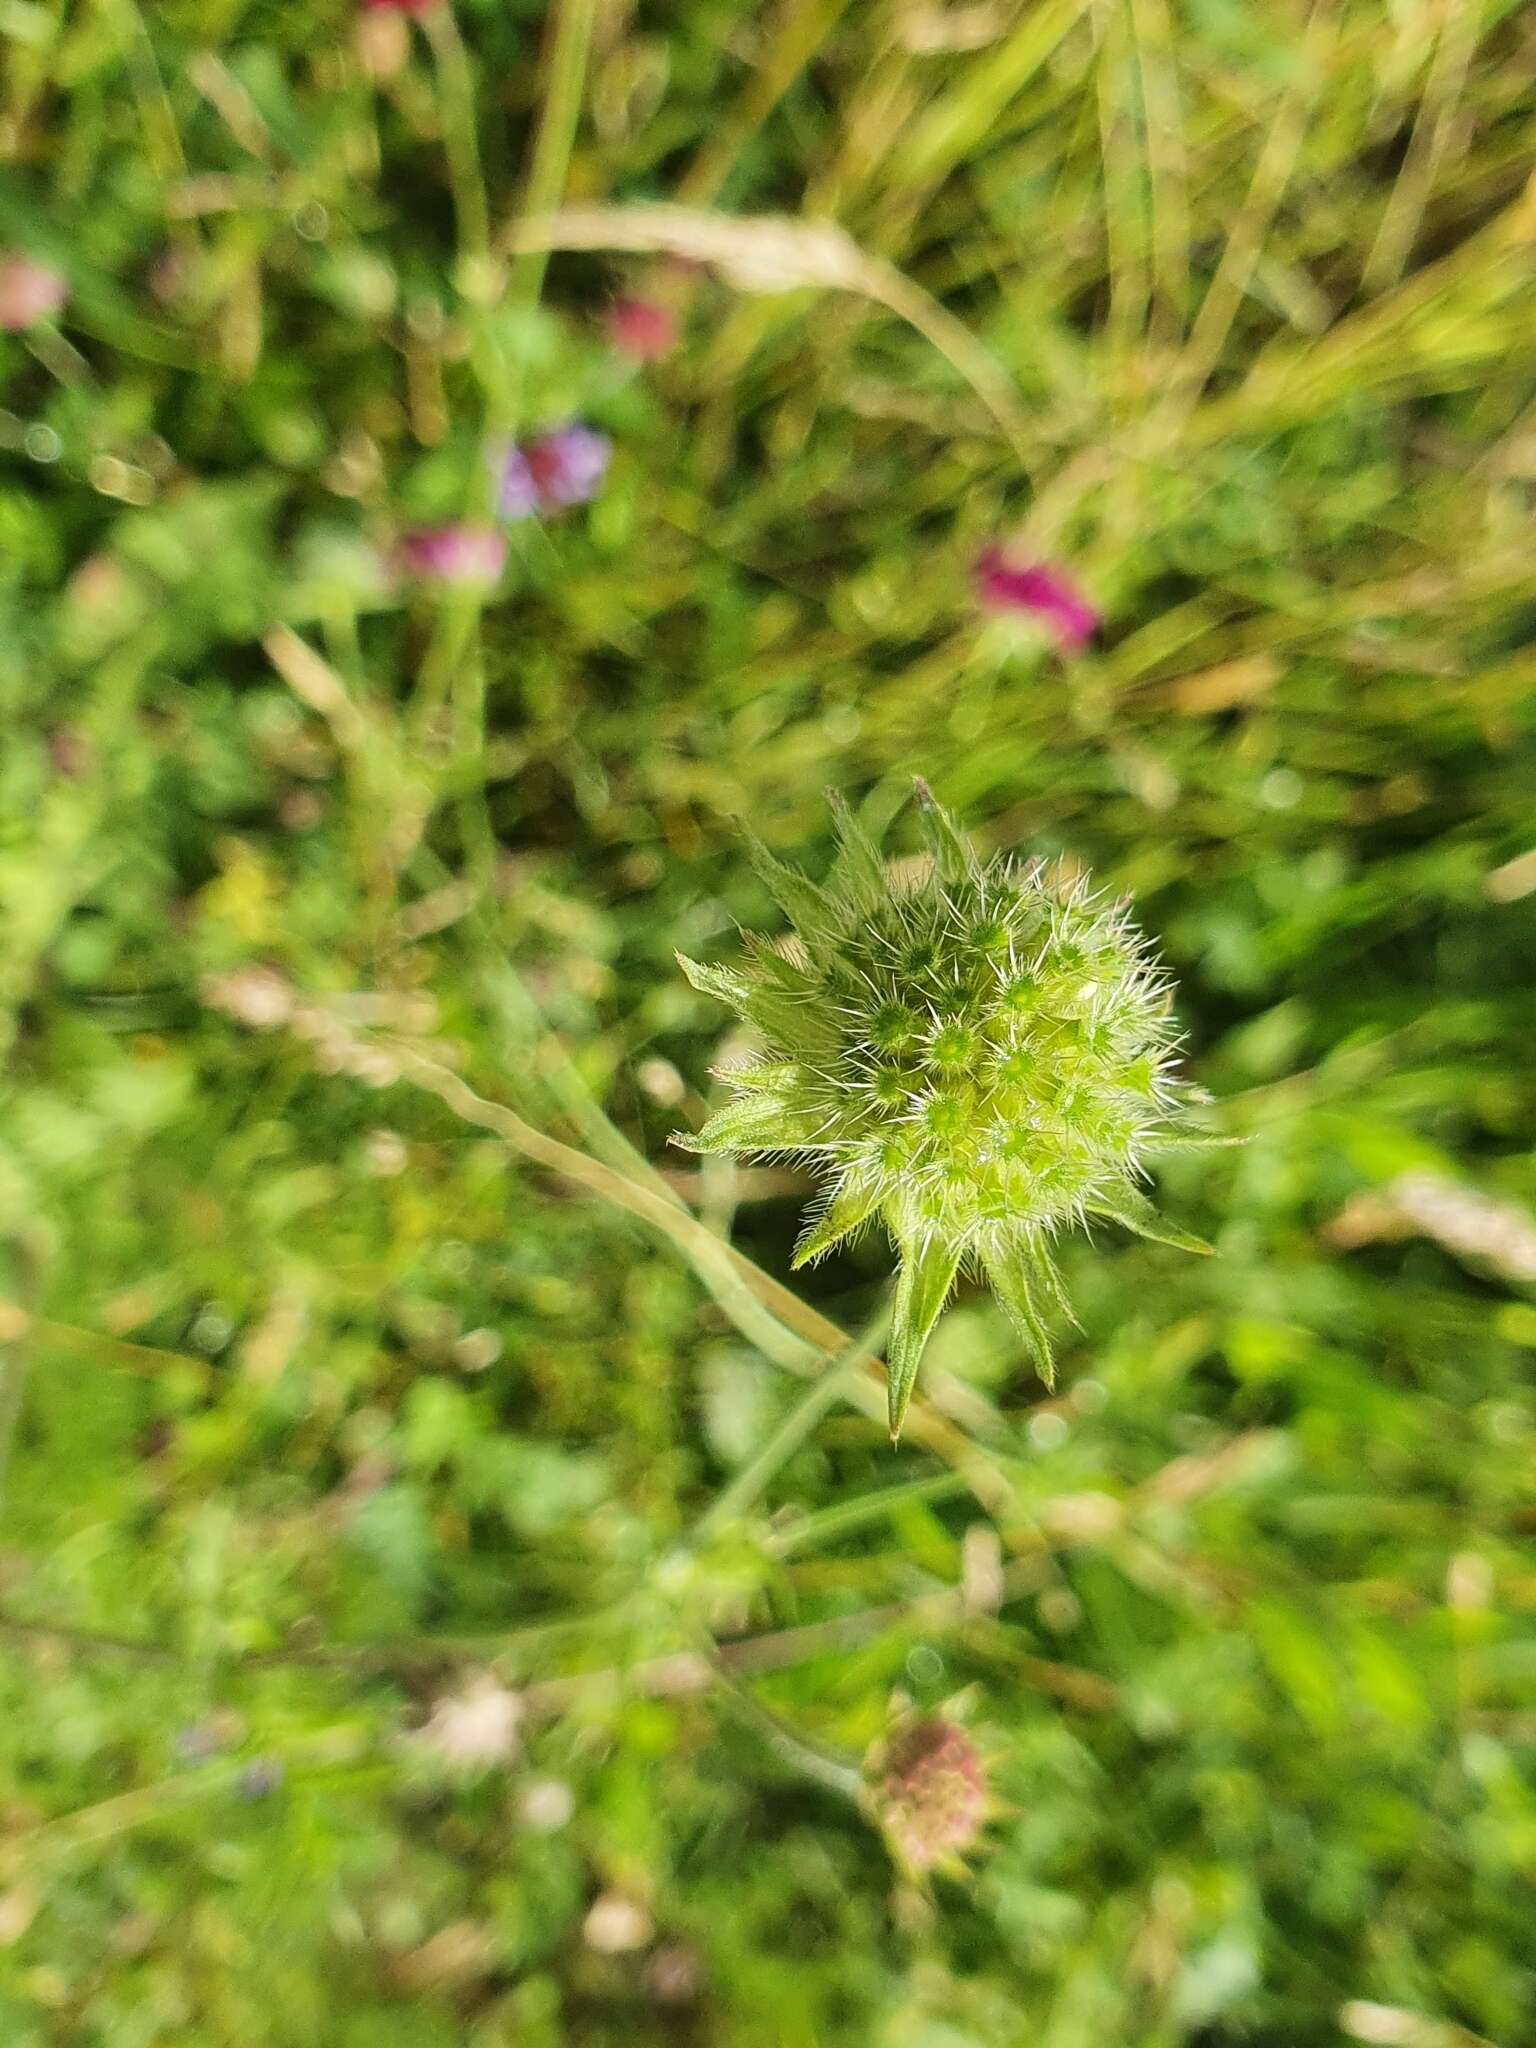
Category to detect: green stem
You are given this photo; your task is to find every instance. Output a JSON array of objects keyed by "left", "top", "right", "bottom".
[
  {"left": 0, "top": 1723, "right": 377, "bottom": 1877},
  {"left": 709, "top": 1658, "right": 864, "bottom": 1800},
  {"left": 693, "top": 1304, "right": 890, "bottom": 1543},
  {"left": 477, "top": 954, "right": 687, "bottom": 1204},
  {"left": 410, "top": 592, "right": 485, "bottom": 740},
  {"left": 768, "top": 1470, "right": 971, "bottom": 1557},
  {"left": 511, "top": 0, "right": 598, "bottom": 311},
  {"left": 421, "top": 4, "right": 491, "bottom": 269},
  {"left": 0, "top": 1235, "right": 44, "bottom": 1519}
]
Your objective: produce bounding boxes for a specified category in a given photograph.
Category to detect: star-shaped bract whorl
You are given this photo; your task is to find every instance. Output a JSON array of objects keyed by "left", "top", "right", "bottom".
[{"left": 676, "top": 785, "right": 1211, "bottom": 1441}]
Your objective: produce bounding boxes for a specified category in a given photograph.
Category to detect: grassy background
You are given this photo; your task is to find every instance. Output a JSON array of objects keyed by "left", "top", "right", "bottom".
[{"left": 2, "top": 0, "right": 1535, "bottom": 2041}]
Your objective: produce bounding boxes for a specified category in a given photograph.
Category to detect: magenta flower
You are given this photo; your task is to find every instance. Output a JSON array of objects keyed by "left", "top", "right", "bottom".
[
  {"left": 395, "top": 525, "right": 506, "bottom": 587},
  {"left": 605, "top": 297, "right": 678, "bottom": 362},
  {"left": 0, "top": 254, "right": 67, "bottom": 332},
  {"left": 493, "top": 425, "right": 611, "bottom": 521},
  {"left": 975, "top": 546, "right": 1099, "bottom": 655}
]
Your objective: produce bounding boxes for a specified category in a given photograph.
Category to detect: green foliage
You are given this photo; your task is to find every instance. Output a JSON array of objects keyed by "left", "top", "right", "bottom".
[{"left": 0, "top": 0, "right": 1533, "bottom": 2044}]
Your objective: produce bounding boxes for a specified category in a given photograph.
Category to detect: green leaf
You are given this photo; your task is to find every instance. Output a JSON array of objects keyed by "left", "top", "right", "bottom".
[
  {"left": 1088, "top": 1184, "right": 1213, "bottom": 1254},
  {"left": 886, "top": 1231, "right": 962, "bottom": 1442},
  {"left": 791, "top": 1163, "right": 887, "bottom": 1267},
  {"left": 980, "top": 1235, "right": 1057, "bottom": 1387}
]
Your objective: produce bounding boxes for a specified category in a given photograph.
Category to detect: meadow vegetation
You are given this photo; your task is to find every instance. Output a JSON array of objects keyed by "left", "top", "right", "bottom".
[{"left": 0, "top": 0, "right": 1534, "bottom": 2041}]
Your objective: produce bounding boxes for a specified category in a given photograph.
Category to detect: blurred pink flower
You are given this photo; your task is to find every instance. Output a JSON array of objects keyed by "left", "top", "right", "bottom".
[
  {"left": 606, "top": 297, "right": 678, "bottom": 362},
  {"left": 493, "top": 424, "right": 611, "bottom": 520},
  {"left": 396, "top": 525, "right": 506, "bottom": 587},
  {"left": 975, "top": 546, "right": 1099, "bottom": 655},
  {"left": 872, "top": 1717, "right": 988, "bottom": 1878},
  {"left": 360, "top": 0, "right": 439, "bottom": 13},
  {"left": 0, "top": 254, "right": 67, "bottom": 332}
]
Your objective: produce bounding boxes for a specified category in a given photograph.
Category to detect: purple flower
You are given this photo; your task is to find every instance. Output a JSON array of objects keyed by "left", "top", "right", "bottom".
[
  {"left": 494, "top": 445, "right": 540, "bottom": 520},
  {"left": 975, "top": 547, "right": 1099, "bottom": 655},
  {"left": 492, "top": 424, "right": 611, "bottom": 520},
  {"left": 236, "top": 1758, "right": 285, "bottom": 1801},
  {"left": 395, "top": 525, "right": 507, "bottom": 587}
]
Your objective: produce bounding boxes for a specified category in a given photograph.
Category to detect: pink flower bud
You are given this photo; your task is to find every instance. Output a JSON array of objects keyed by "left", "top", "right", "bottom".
[
  {"left": 605, "top": 297, "right": 679, "bottom": 362},
  {"left": 395, "top": 525, "right": 506, "bottom": 587}
]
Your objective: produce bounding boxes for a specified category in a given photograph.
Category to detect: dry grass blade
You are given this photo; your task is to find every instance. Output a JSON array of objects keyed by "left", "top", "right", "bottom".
[{"left": 500, "top": 203, "right": 1033, "bottom": 457}]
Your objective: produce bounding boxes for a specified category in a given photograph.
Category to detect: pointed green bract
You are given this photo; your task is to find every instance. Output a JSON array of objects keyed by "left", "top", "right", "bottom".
[
  {"left": 792, "top": 1163, "right": 886, "bottom": 1268},
  {"left": 742, "top": 826, "right": 838, "bottom": 947},
  {"left": 886, "top": 1233, "right": 962, "bottom": 1441},
  {"left": 1087, "top": 1185, "right": 1213, "bottom": 1254},
  {"left": 913, "top": 778, "right": 980, "bottom": 887},
  {"left": 826, "top": 789, "right": 887, "bottom": 913},
  {"left": 1142, "top": 1131, "right": 1248, "bottom": 1152},
  {"left": 979, "top": 1236, "right": 1057, "bottom": 1388},
  {"left": 676, "top": 952, "right": 750, "bottom": 1007},
  {"left": 676, "top": 790, "right": 1216, "bottom": 1438},
  {"left": 716, "top": 1060, "right": 803, "bottom": 1095},
  {"left": 674, "top": 1092, "right": 815, "bottom": 1155},
  {"left": 1023, "top": 1239, "right": 1078, "bottom": 1327}
]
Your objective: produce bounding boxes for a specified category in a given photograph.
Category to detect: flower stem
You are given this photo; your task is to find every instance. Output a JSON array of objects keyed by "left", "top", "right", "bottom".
[
  {"left": 421, "top": 4, "right": 491, "bottom": 270},
  {"left": 511, "top": 0, "right": 598, "bottom": 310},
  {"left": 709, "top": 1659, "right": 863, "bottom": 1800},
  {"left": 694, "top": 1303, "right": 890, "bottom": 1542}
]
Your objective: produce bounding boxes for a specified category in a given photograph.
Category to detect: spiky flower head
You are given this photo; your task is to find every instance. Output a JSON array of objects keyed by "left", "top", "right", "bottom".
[{"left": 676, "top": 785, "right": 1212, "bottom": 1440}]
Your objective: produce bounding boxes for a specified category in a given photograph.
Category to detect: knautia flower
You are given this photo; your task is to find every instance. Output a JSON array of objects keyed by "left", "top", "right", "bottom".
[
  {"left": 867, "top": 1715, "right": 989, "bottom": 1879},
  {"left": 493, "top": 425, "right": 611, "bottom": 519},
  {"left": 975, "top": 546, "right": 1099, "bottom": 654},
  {"left": 675, "top": 785, "right": 1210, "bottom": 1440}
]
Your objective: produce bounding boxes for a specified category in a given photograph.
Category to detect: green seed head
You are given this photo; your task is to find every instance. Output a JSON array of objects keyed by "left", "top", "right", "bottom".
[{"left": 676, "top": 785, "right": 1213, "bottom": 1440}]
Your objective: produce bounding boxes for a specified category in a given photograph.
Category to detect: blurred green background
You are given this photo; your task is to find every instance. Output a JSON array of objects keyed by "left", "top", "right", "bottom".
[{"left": 1, "top": 0, "right": 1534, "bottom": 2041}]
